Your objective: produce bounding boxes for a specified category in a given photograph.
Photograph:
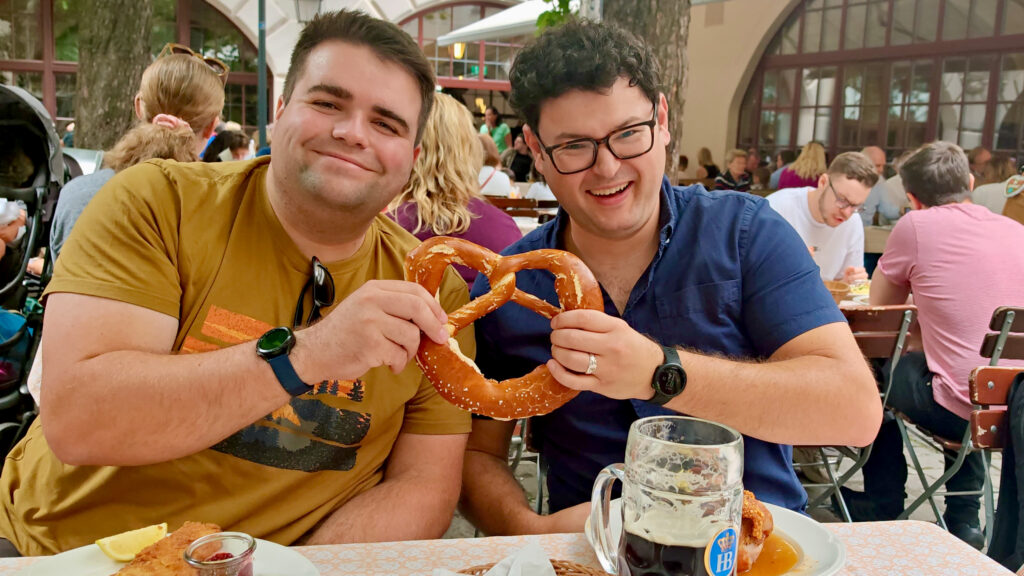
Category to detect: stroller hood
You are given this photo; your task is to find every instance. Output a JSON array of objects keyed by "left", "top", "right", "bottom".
[{"left": 0, "top": 84, "right": 64, "bottom": 199}]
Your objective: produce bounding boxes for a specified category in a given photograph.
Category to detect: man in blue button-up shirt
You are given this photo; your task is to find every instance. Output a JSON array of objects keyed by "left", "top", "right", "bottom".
[{"left": 459, "top": 19, "right": 882, "bottom": 536}]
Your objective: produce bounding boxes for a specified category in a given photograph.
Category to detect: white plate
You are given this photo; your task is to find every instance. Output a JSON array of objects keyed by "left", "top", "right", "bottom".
[
  {"left": 586, "top": 499, "right": 845, "bottom": 576},
  {"left": 18, "top": 537, "right": 319, "bottom": 576}
]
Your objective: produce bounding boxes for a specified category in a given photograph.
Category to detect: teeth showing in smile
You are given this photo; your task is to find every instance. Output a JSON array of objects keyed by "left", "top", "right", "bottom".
[{"left": 590, "top": 182, "right": 629, "bottom": 196}]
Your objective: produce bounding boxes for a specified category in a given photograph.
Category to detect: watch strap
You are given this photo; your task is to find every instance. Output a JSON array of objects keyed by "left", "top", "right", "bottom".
[{"left": 266, "top": 353, "right": 311, "bottom": 396}]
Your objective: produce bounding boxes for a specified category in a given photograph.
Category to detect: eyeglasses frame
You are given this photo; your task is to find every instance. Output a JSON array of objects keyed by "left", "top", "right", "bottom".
[
  {"left": 827, "top": 177, "right": 866, "bottom": 214},
  {"left": 535, "top": 103, "right": 660, "bottom": 175}
]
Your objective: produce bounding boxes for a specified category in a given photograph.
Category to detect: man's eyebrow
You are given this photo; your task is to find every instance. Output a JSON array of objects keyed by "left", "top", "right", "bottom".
[
  {"left": 306, "top": 84, "right": 352, "bottom": 100},
  {"left": 551, "top": 113, "right": 650, "bottom": 142},
  {"left": 372, "top": 105, "right": 411, "bottom": 135},
  {"left": 306, "top": 84, "right": 411, "bottom": 134}
]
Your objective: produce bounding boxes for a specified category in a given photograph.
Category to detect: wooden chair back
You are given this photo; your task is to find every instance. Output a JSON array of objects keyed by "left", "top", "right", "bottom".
[
  {"left": 841, "top": 305, "right": 916, "bottom": 359},
  {"left": 979, "top": 307, "right": 1024, "bottom": 361},
  {"left": 970, "top": 366, "right": 1022, "bottom": 449}
]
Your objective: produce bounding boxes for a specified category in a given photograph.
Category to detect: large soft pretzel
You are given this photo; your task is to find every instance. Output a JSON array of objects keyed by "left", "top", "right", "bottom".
[{"left": 405, "top": 236, "right": 603, "bottom": 419}]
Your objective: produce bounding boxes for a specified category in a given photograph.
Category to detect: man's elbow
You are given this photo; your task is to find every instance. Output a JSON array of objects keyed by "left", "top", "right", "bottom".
[
  {"left": 40, "top": 408, "right": 93, "bottom": 466},
  {"left": 845, "top": 371, "right": 884, "bottom": 447}
]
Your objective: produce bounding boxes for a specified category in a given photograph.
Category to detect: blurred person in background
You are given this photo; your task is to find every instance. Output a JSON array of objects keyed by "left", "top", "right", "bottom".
[
  {"left": 968, "top": 146, "right": 992, "bottom": 180},
  {"left": 501, "top": 134, "right": 534, "bottom": 182},
  {"left": 388, "top": 94, "right": 521, "bottom": 285},
  {"left": 850, "top": 142, "right": 1024, "bottom": 549},
  {"left": 714, "top": 148, "right": 751, "bottom": 191},
  {"left": 695, "top": 146, "right": 720, "bottom": 179},
  {"left": 859, "top": 146, "right": 902, "bottom": 226},
  {"left": 50, "top": 48, "right": 226, "bottom": 262},
  {"left": 778, "top": 141, "right": 827, "bottom": 189},
  {"left": 746, "top": 146, "right": 762, "bottom": 173},
  {"left": 478, "top": 134, "right": 513, "bottom": 196},
  {"left": 480, "top": 105, "right": 512, "bottom": 154},
  {"left": 974, "top": 156, "right": 1022, "bottom": 216},
  {"left": 750, "top": 166, "right": 773, "bottom": 192},
  {"left": 767, "top": 152, "right": 877, "bottom": 284},
  {"left": 202, "top": 130, "right": 251, "bottom": 162},
  {"left": 770, "top": 149, "right": 797, "bottom": 189}
]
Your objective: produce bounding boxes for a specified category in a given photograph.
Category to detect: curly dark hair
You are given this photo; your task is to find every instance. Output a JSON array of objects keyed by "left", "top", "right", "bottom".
[{"left": 508, "top": 19, "right": 660, "bottom": 131}]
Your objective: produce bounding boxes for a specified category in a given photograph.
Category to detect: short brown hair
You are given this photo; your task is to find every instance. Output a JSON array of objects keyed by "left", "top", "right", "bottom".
[
  {"left": 283, "top": 10, "right": 435, "bottom": 143},
  {"left": 827, "top": 151, "right": 880, "bottom": 188},
  {"left": 899, "top": 141, "right": 972, "bottom": 206}
]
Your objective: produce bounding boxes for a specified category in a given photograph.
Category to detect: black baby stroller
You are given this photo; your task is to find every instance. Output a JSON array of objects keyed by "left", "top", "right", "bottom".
[{"left": 0, "top": 84, "right": 66, "bottom": 455}]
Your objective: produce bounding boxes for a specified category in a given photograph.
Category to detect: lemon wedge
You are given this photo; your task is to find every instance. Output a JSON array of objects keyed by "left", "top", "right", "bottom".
[{"left": 96, "top": 522, "right": 167, "bottom": 562}]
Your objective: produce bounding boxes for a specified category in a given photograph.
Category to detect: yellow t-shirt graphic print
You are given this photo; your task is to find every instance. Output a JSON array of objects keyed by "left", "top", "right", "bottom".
[
  {"left": 185, "top": 305, "right": 372, "bottom": 473},
  {"left": 0, "top": 158, "right": 472, "bottom": 556}
]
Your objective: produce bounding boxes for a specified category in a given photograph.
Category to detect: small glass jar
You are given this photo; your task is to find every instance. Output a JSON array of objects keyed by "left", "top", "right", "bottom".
[{"left": 184, "top": 532, "right": 256, "bottom": 576}]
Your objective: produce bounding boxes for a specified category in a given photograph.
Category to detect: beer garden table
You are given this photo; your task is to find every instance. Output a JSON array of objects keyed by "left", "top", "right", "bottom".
[{"left": 0, "top": 520, "right": 1009, "bottom": 575}]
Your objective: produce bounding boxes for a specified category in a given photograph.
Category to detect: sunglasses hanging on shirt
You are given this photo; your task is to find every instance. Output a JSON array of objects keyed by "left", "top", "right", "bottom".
[{"left": 293, "top": 256, "right": 335, "bottom": 328}]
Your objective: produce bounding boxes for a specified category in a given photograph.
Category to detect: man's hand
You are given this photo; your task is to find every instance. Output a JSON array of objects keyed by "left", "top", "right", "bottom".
[
  {"left": 546, "top": 309, "right": 662, "bottom": 400},
  {"left": 843, "top": 266, "right": 868, "bottom": 284},
  {"left": 297, "top": 280, "right": 450, "bottom": 382}
]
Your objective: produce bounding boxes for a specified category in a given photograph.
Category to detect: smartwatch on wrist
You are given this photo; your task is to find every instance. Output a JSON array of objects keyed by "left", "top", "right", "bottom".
[
  {"left": 649, "top": 344, "right": 687, "bottom": 406},
  {"left": 256, "top": 326, "right": 311, "bottom": 397}
]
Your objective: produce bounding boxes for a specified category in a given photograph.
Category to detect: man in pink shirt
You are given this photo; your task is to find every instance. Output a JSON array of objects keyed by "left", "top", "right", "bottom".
[{"left": 844, "top": 141, "right": 1024, "bottom": 548}]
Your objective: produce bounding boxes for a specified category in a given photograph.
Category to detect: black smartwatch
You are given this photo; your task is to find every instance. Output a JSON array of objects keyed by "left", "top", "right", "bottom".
[
  {"left": 649, "top": 344, "right": 686, "bottom": 406},
  {"left": 256, "top": 326, "right": 311, "bottom": 396}
]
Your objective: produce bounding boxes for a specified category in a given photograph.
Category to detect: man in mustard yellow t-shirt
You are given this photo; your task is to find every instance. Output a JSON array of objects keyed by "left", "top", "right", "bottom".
[{"left": 0, "top": 10, "right": 473, "bottom": 556}]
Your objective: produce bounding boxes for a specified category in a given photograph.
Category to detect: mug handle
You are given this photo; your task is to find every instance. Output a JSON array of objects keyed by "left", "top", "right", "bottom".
[{"left": 589, "top": 463, "right": 625, "bottom": 574}]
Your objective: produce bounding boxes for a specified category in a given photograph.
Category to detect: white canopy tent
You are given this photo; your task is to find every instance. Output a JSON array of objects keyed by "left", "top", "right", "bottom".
[{"left": 436, "top": 0, "right": 551, "bottom": 47}]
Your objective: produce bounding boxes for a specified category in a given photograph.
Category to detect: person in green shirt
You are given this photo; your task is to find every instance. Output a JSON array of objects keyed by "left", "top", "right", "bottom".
[{"left": 479, "top": 105, "right": 512, "bottom": 154}]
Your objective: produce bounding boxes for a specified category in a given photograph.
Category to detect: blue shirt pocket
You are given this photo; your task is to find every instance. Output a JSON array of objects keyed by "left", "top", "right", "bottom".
[{"left": 654, "top": 279, "right": 744, "bottom": 352}]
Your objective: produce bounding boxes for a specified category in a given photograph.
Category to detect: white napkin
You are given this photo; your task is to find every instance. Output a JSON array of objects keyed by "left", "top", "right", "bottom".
[{"left": 432, "top": 541, "right": 557, "bottom": 576}]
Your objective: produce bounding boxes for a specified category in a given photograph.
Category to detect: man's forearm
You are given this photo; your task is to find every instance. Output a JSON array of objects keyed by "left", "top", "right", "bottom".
[
  {"left": 42, "top": 341, "right": 291, "bottom": 467},
  {"left": 664, "top": 343, "right": 881, "bottom": 447},
  {"left": 460, "top": 450, "right": 544, "bottom": 536},
  {"left": 306, "top": 467, "right": 461, "bottom": 544}
]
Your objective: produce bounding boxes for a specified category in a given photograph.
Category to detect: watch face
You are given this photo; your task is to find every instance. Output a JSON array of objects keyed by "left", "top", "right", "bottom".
[
  {"left": 656, "top": 365, "right": 684, "bottom": 395},
  {"left": 258, "top": 327, "right": 293, "bottom": 355}
]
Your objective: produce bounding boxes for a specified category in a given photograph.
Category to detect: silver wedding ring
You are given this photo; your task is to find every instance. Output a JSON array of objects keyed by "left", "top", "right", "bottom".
[{"left": 585, "top": 353, "right": 598, "bottom": 375}]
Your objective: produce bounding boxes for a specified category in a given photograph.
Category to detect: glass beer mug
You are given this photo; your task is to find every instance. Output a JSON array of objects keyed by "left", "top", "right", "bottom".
[{"left": 590, "top": 416, "right": 744, "bottom": 576}]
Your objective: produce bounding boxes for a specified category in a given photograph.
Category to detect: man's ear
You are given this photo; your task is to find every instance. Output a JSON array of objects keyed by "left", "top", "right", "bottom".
[
  {"left": 817, "top": 172, "right": 829, "bottom": 191},
  {"left": 202, "top": 117, "right": 218, "bottom": 140},
  {"left": 274, "top": 95, "right": 287, "bottom": 122},
  {"left": 658, "top": 92, "right": 671, "bottom": 145},
  {"left": 134, "top": 94, "right": 144, "bottom": 121},
  {"left": 906, "top": 192, "right": 925, "bottom": 211},
  {"left": 523, "top": 125, "right": 547, "bottom": 175},
  {"left": 969, "top": 173, "right": 975, "bottom": 191}
]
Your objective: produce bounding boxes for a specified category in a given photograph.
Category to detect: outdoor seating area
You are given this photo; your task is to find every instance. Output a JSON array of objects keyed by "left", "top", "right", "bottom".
[{"left": 3, "top": 1, "right": 1024, "bottom": 575}]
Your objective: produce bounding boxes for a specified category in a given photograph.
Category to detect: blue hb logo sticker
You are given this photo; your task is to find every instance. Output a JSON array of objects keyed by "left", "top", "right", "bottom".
[{"left": 704, "top": 527, "right": 737, "bottom": 576}]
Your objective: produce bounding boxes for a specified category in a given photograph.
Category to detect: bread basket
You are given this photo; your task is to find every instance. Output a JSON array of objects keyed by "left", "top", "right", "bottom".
[{"left": 458, "top": 559, "right": 608, "bottom": 575}]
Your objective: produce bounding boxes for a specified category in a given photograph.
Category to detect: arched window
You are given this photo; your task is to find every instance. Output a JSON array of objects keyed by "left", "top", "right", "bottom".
[
  {"left": 0, "top": 0, "right": 271, "bottom": 133},
  {"left": 738, "top": 0, "right": 1024, "bottom": 160}
]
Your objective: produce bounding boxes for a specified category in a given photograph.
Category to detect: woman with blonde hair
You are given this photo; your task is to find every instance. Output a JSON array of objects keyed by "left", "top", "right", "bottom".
[
  {"left": 388, "top": 93, "right": 521, "bottom": 285},
  {"left": 50, "top": 48, "right": 226, "bottom": 260},
  {"left": 695, "top": 146, "right": 720, "bottom": 179},
  {"left": 778, "top": 141, "right": 826, "bottom": 189}
]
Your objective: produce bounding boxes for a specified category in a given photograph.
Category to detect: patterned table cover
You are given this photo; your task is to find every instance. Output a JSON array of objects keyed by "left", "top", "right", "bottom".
[{"left": 0, "top": 520, "right": 1010, "bottom": 575}]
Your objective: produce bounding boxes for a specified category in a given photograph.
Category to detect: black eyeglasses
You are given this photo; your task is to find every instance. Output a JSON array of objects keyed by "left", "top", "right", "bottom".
[
  {"left": 535, "top": 104, "right": 658, "bottom": 175},
  {"left": 293, "top": 256, "right": 335, "bottom": 328},
  {"left": 828, "top": 179, "right": 866, "bottom": 214},
  {"left": 157, "top": 43, "right": 230, "bottom": 79}
]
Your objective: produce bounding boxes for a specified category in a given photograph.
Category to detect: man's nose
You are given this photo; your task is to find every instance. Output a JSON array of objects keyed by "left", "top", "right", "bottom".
[
  {"left": 332, "top": 115, "right": 369, "bottom": 148},
  {"left": 591, "top": 143, "right": 620, "bottom": 178}
]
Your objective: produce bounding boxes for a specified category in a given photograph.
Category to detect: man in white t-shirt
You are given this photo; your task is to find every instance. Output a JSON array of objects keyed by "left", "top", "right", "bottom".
[{"left": 767, "top": 152, "right": 879, "bottom": 284}]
